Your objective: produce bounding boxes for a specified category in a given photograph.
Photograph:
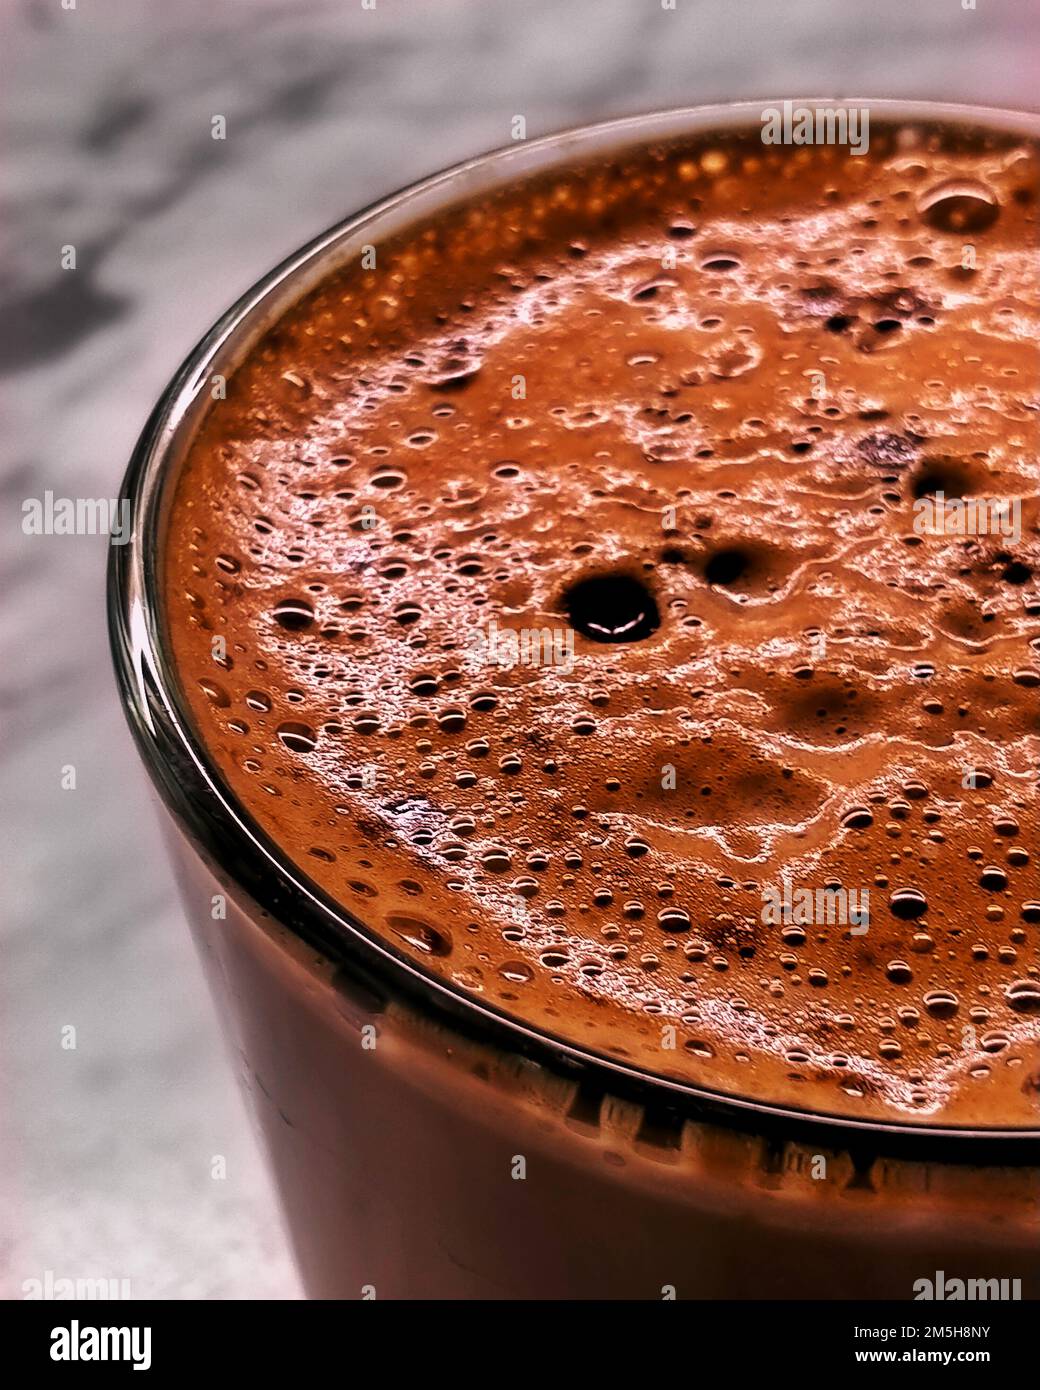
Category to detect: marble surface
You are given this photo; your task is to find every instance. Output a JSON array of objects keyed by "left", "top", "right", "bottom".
[{"left": 3, "top": 0, "right": 1037, "bottom": 1301}]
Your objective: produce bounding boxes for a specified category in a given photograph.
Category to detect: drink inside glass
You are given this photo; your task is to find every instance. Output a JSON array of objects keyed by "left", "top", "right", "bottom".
[{"left": 110, "top": 101, "right": 1040, "bottom": 1299}]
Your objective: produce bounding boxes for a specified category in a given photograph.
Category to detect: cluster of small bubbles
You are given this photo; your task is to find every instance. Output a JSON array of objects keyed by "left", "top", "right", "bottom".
[{"left": 161, "top": 118, "right": 1040, "bottom": 1127}]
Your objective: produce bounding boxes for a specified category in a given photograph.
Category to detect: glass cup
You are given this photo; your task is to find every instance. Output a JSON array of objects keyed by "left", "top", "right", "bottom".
[{"left": 110, "top": 101, "right": 1040, "bottom": 1299}]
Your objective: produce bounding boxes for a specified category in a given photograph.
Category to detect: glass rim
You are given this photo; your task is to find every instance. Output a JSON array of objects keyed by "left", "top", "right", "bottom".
[{"left": 109, "top": 99, "right": 1040, "bottom": 1161}]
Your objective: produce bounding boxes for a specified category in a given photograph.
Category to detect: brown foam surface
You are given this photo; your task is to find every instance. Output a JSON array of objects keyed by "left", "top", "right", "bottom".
[{"left": 164, "top": 119, "right": 1040, "bottom": 1125}]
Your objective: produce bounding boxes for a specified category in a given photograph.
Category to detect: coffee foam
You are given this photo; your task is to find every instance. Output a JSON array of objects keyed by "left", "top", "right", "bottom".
[{"left": 164, "top": 121, "right": 1040, "bottom": 1125}]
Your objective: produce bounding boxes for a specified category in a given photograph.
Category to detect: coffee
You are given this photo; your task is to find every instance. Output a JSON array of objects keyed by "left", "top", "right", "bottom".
[{"left": 163, "top": 117, "right": 1040, "bottom": 1131}]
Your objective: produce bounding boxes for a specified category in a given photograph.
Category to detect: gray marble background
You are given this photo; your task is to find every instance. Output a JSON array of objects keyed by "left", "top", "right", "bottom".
[{"left": 3, "top": 0, "right": 1037, "bottom": 1300}]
